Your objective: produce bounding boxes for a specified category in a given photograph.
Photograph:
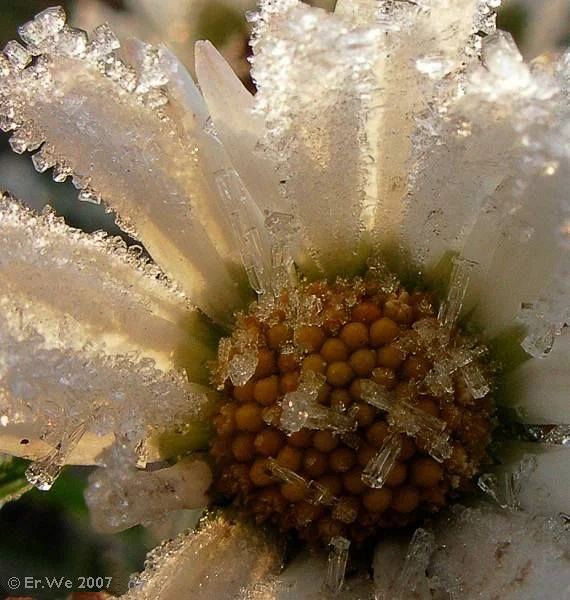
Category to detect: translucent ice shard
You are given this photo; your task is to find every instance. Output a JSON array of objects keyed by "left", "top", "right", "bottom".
[
  {"left": 244, "top": 550, "right": 374, "bottom": 600},
  {"left": 195, "top": 41, "right": 286, "bottom": 218},
  {"left": 389, "top": 402, "right": 451, "bottom": 462},
  {"left": 25, "top": 422, "right": 87, "bottom": 491},
  {"left": 460, "top": 361, "right": 490, "bottom": 399},
  {"left": 478, "top": 454, "right": 537, "bottom": 511},
  {"left": 392, "top": 528, "right": 435, "bottom": 600},
  {"left": 124, "top": 514, "right": 281, "bottom": 600},
  {"left": 359, "top": 379, "right": 395, "bottom": 412},
  {"left": 280, "top": 391, "right": 357, "bottom": 434},
  {"left": 266, "top": 457, "right": 308, "bottom": 489},
  {"left": 214, "top": 168, "right": 272, "bottom": 295},
  {"left": 324, "top": 536, "right": 351, "bottom": 595},
  {"left": 438, "top": 256, "right": 478, "bottom": 328},
  {"left": 361, "top": 432, "right": 403, "bottom": 488}
]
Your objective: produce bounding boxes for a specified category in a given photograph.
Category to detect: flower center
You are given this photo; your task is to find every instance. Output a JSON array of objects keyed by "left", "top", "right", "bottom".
[{"left": 210, "top": 273, "right": 495, "bottom": 545}]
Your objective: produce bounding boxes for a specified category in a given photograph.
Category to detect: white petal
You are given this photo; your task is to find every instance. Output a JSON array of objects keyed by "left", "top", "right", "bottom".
[
  {"left": 336, "top": 0, "right": 493, "bottom": 251},
  {"left": 243, "top": 549, "right": 373, "bottom": 599},
  {"left": 0, "top": 312, "right": 209, "bottom": 483},
  {"left": 506, "top": 328, "right": 570, "bottom": 424},
  {"left": 124, "top": 515, "right": 281, "bottom": 600},
  {"left": 372, "top": 535, "right": 410, "bottom": 599},
  {"left": 86, "top": 448, "right": 211, "bottom": 532},
  {"left": 0, "top": 11, "right": 248, "bottom": 323},
  {"left": 195, "top": 41, "right": 285, "bottom": 217},
  {"left": 0, "top": 194, "right": 215, "bottom": 381},
  {"left": 515, "top": 445, "right": 570, "bottom": 516},
  {"left": 453, "top": 37, "right": 570, "bottom": 340},
  {"left": 251, "top": 3, "right": 374, "bottom": 276},
  {"left": 429, "top": 503, "right": 570, "bottom": 599}
]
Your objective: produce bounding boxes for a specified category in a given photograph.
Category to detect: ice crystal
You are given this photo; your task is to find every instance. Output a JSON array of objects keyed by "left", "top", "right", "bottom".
[
  {"left": 324, "top": 536, "right": 351, "bottom": 595},
  {"left": 361, "top": 432, "right": 403, "bottom": 488}
]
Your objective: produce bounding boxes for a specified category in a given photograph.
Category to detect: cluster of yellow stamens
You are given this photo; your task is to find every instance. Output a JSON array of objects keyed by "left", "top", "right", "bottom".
[{"left": 210, "top": 276, "right": 494, "bottom": 545}]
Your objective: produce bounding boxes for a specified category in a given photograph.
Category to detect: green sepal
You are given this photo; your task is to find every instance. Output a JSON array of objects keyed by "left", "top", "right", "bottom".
[{"left": 0, "top": 456, "right": 32, "bottom": 508}]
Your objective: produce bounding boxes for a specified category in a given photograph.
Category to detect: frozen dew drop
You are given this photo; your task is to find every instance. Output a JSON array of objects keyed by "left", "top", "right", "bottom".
[
  {"left": 17, "top": 6, "right": 66, "bottom": 50},
  {"left": 324, "top": 536, "right": 350, "bottom": 595},
  {"left": 52, "top": 163, "right": 72, "bottom": 182},
  {"left": 87, "top": 23, "right": 121, "bottom": 59},
  {"left": 31, "top": 146, "right": 57, "bottom": 173},
  {"left": 517, "top": 304, "right": 557, "bottom": 358},
  {"left": 56, "top": 26, "right": 88, "bottom": 59},
  {"left": 77, "top": 187, "right": 102, "bottom": 205}
]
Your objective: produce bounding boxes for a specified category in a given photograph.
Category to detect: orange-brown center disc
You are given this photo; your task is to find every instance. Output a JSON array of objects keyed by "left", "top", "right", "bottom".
[{"left": 210, "top": 276, "right": 495, "bottom": 545}]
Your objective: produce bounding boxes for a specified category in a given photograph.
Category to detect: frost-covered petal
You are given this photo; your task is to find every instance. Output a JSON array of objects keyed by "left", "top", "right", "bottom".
[
  {"left": 244, "top": 549, "right": 373, "bottom": 599},
  {"left": 0, "top": 9, "right": 249, "bottom": 323},
  {"left": 251, "top": 2, "right": 376, "bottom": 276},
  {"left": 428, "top": 504, "right": 570, "bottom": 599},
  {"left": 445, "top": 40, "right": 570, "bottom": 342},
  {"left": 514, "top": 446, "right": 570, "bottom": 516},
  {"left": 0, "top": 194, "right": 215, "bottom": 381},
  {"left": 0, "top": 316, "right": 209, "bottom": 476},
  {"left": 124, "top": 515, "right": 281, "bottom": 600},
  {"left": 86, "top": 446, "right": 211, "bottom": 532},
  {"left": 507, "top": 328, "right": 570, "bottom": 423},
  {"left": 195, "top": 41, "right": 285, "bottom": 218}
]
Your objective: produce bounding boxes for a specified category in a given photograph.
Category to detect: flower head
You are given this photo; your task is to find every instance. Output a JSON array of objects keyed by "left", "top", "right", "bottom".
[{"left": 0, "top": 1, "right": 569, "bottom": 598}]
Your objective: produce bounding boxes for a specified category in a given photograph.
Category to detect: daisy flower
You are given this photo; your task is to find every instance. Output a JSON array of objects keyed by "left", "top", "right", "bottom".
[{"left": 0, "top": 1, "right": 569, "bottom": 598}]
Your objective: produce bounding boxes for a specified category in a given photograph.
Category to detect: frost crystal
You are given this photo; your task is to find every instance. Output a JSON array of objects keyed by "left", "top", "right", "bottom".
[
  {"left": 361, "top": 432, "right": 403, "bottom": 488},
  {"left": 392, "top": 528, "right": 435, "bottom": 600},
  {"left": 280, "top": 391, "right": 357, "bottom": 434},
  {"left": 324, "top": 536, "right": 351, "bottom": 595}
]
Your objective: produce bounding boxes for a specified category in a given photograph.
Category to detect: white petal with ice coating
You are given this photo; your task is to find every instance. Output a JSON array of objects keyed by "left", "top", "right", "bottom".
[
  {"left": 242, "top": 550, "right": 373, "bottom": 599},
  {"left": 0, "top": 10, "right": 250, "bottom": 323},
  {"left": 508, "top": 328, "right": 570, "bottom": 423},
  {"left": 0, "top": 311, "right": 209, "bottom": 476},
  {"left": 86, "top": 444, "right": 211, "bottom": 532},
  {"left": 0, "top": 193, "right": 215, "bottom": 380},
  {"left": 429, "top": 504, "right": 570, "bottom": 599},
  {"left": 123, "top": 515, "right": 281, "bottom": 600}
]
